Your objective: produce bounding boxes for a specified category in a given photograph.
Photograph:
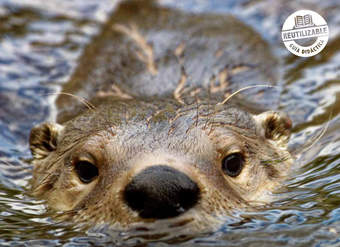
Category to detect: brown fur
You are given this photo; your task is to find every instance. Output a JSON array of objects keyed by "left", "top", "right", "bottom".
[{"left": 29, "top": 0, "right": 293, "bottom": 232}]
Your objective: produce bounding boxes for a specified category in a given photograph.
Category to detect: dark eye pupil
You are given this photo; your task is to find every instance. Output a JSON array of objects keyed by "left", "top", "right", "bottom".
[
  {"left": 222, "top": 153, "right": 244, "bottom": 177},
  {"left": 75, "top": 161, "right": 99, "bottom": 183}
]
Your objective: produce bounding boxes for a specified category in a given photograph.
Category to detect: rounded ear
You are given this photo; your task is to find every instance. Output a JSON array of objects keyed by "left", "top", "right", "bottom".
[
  {"left": 29, "top": 122, "right": 64, "bottom": 159},
  {"left": 254, "top": 111, "right": 292, "bottom": 146}
]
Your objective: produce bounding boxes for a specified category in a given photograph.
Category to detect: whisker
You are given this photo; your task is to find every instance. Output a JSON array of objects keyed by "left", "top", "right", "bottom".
[
  {"left": 260, "top": 154, "right": 291, "bottom": 165},
  {"left": 218, "top": 84, "right": 275, "bottom": 105},
  {"left": 205, "top": 84, "right": 276, "bottom": 132},
  {"left": 45, "top": 92, "right": 96, "bottom": 110},
  {"left": 292, "top": 110, "right": 333, "bottom": 156}
]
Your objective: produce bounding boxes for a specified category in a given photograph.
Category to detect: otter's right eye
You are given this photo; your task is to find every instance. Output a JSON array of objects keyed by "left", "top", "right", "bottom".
[{"left": 75, "top": 161, "right": 99, "bottom": 183}]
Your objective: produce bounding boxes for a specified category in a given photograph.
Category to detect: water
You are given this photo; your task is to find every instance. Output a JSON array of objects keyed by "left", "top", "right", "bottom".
[{"left": 0, "top": 0, "right": 339, "bottom": 246}]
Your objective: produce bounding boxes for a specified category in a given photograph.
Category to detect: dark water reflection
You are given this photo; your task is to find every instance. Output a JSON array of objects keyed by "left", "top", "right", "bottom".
[{"left": 0, "top": 0, "right": 339, "bottom": 246}]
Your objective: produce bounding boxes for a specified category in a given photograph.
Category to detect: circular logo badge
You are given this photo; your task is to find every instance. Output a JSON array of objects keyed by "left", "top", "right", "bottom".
[{"left": 281, "top": 10, "right": 329, "bottom": 57}]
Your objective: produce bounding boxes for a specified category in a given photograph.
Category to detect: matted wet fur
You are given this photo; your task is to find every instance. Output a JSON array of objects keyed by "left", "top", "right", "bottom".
[{"left": 29, "top": 0, "right": 293, "bottom": 234}]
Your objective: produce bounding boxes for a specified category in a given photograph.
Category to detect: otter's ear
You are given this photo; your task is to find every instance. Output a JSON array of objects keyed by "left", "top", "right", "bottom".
[
  {"left": 255, "top": 111, "right": 292, "bottom": 146},
  {"left": 29, "top": 123, "right": 63, "bottom": 159}
]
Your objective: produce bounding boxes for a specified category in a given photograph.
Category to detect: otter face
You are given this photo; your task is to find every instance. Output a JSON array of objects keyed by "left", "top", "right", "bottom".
[{"left": 29, "top": 100, "right": 292, "bottom": 229}]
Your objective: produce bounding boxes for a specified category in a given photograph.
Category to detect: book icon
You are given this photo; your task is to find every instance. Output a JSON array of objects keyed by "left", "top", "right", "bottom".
[{"left": 294, "top": 14, "right": 314, "bottom": 28}]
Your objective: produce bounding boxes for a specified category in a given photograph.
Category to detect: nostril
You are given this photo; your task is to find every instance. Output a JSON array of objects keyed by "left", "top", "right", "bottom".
[{"left": 123, "top": 165, "right": 200, "bottom": 219}]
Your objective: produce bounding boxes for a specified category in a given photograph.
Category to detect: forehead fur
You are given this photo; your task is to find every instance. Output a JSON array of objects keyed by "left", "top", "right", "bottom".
[{"left": 58, "top": 100, "right": 257, "bottom": 148}]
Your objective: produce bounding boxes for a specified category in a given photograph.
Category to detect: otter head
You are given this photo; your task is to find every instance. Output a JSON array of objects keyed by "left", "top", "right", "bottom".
[{"left": 29, "top": 99, "right": 292, "bottom": 230}]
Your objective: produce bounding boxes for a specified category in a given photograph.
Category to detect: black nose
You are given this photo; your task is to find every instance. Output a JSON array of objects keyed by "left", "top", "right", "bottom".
[{"left": 123, "top": 165, "right": 200, "bottom": 219}]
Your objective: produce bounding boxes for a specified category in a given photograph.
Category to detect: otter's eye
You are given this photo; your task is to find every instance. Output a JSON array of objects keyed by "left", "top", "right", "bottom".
[
  {"left": 222, "top": 153, "right": 244, "bottom": 177},
  {"left": 75, "top": 161, "right": 99, "bottom": 183}
]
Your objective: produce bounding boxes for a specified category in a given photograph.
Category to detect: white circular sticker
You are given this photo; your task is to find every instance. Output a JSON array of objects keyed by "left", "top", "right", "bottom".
[{"left": 281, "top": 10, "right": 329, "bottom": 57}]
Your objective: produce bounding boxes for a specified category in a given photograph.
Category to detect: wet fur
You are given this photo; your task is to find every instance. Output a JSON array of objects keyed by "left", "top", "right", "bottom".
[{"left": 29, "top": 0, "right": 293, "bottom": 232}]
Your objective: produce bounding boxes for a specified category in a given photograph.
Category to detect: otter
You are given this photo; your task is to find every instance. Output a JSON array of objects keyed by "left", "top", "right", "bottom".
[{"left": 29, "top": 0, "right": 293, "bottom": 232}]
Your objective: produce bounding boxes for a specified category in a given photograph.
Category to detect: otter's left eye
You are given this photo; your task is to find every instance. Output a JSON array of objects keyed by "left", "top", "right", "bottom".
[
  {"left": 222, "top": 153, "right": 244, "bottom": 177},
  {"left": 75, "top": 160, "right": 99, "bottom": 183}
]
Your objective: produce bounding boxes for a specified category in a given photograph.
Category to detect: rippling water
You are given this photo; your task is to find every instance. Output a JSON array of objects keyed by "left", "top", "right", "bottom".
[{"left": 0, "top": 0, "right": 339, "bottom": 246}]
